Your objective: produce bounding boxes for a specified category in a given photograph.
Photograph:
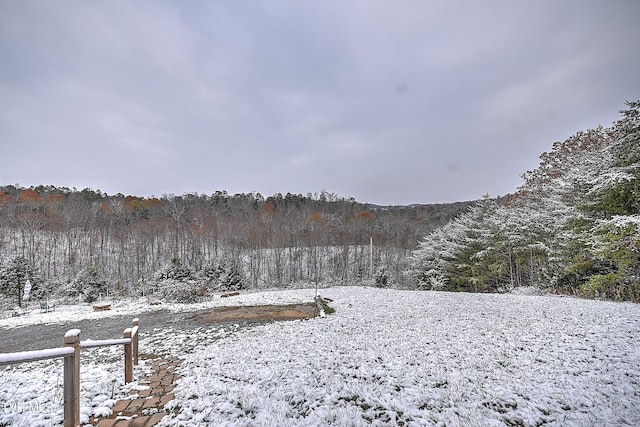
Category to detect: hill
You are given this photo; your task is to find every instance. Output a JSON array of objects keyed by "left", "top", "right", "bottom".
[{"left": 0, "top": 185, "right": 475, "bottom": 298}]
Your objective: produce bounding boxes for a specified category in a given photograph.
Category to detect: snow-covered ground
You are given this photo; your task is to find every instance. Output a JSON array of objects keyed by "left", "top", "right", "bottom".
[
  {"left": 0, "top": 342, "right": 154, "bottom": 426},
  {"left": 0, "top": 288, "right": 320, "bottom": 426},
  {"left": 156, "top": 287, "right": 640, "bottom": 426},
  {"left": 2, "top": 287, "right": 640, "bottom": 426},
  {"left": 0, "top": 287, "right": 320, "bottom": 329}
]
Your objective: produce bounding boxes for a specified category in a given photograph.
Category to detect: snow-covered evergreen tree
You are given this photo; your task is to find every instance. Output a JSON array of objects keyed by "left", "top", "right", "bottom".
[
  {"left": 72, "top": 265, "right": 108, "bottom": 303},
  {"left": 195, "top": 259, "right": 245, "bottom": 292},
  {"left": 410, "top": 100, "right": 640, "bottom": 301},
  {"left": 407, "top": 219, "right": 464, "bottom": 290},
  {"left": 566, "top": 101, "right": 640, "bottom": 300},
  {"left": 215, "top": 260, "right": 245, "bottom": 292},
  {"left": 156, "top": 257, "right": 194, "bottom": 282},
  {"left": 0, "top": 256, "right": 37, "bottom": 307}
]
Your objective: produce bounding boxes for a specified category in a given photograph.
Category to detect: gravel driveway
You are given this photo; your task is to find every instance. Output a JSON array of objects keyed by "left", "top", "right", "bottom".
[
  {"left": 0, "top": 302, "right": 298, "bottom": 354},
  {"left": 0, "top": 309, "right": 202, "bottom": 353}
]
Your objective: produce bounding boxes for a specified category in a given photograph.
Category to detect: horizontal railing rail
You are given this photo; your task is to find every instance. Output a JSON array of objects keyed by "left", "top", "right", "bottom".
[
  {"left": 0, "top": 347, "right": 75, "bottom": 365},
  {"left": 80, "top": 338, "right": 131, "bottom": 348},
  {"left": 0, "top": 317, "right": 140, "bottom": 427}
]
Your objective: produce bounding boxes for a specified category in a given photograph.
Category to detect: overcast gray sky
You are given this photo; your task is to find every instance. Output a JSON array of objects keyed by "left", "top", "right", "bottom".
[{"left": 1, "top": 1, "right": 638, "bottom": 205}]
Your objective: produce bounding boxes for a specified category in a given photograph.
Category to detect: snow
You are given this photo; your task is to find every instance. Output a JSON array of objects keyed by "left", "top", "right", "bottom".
[
  {"left": 155, "top": 288, "right": 640, "bottom": 426},
  {"left": 0, "top": 288, "right": 317, "bottom": 329},
  {"left": 0, "top": 299, "right": 163, "bottom": 329},
  {"left": 2, "top": 287, "right": 640, "bottom": 426},
  {"left": 64, "top": 328, "right": 81, "bottom": 338},
  {"left": 0, "top": 347, "right": 74, "bottom": 365},
  {"left": 0, "top": 347, "right": 151, "bottom": 426},
  {"left": 603, "top": 214, "right": 640, "bottom": 229}
]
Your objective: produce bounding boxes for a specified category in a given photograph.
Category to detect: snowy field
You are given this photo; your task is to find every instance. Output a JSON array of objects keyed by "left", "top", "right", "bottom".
[
  {"left": 153, "top": 288, "right": 640, "bottom": 426},
  {"left": 2, "top": 287, "right": 640, "bottom": 426}
]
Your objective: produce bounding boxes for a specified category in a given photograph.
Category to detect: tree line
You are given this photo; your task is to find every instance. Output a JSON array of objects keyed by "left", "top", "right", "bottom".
[
  {"left": 408, "top": 101, "right": 640, "bottom": 302},
  {"left": 3, "top": 101, "right": 637, "bottom": 305},
  {"left": 0, "top": 185, "right": 471, "bottom": 305}
]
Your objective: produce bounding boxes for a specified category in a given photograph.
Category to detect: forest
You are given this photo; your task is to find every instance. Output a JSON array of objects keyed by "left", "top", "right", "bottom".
[
  {"left": 1, "top": 101, "right": 638, "bottom": 305},
  {"left": 408, "top": 101, "right": 640, "bottom": 302},
  {"left": 0, "top": 182, "right": 471, "bottom": 305}
]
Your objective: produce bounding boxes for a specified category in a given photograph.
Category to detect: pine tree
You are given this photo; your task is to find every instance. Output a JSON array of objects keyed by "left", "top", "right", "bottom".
[
  {"left": 73, "top": 265, "right": 108, "bottom": 303},
  {"left": 216, "top": 261, "right": 245, "bottom": 292},
  {"left": 0, "top": 256, "right": 35, "bottom": 307},
  {"left": 156, "top": 257, "right": 194, "bottom": 282},
  {"left": 571, "top": 101, "right": 640, "bottom": 300}
]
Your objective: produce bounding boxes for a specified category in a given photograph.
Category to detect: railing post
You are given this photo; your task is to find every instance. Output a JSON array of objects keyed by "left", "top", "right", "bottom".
[
  {"left": 63, "top": 329, "right": 81, "bottom": 427},
  {"left": 123, "top": 328, "right": 133, "bottom": 383},
  {"left": 132, "top": 318, "right": 139, "bottom": 366}
]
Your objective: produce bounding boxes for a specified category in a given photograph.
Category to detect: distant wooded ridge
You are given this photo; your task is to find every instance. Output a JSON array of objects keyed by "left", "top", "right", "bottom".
[
  {"left": 0, "top": 184, "right": 476, "bottom": 209},
  {"left": 0, "top": 184, "right": 476, "bottom": 295}
]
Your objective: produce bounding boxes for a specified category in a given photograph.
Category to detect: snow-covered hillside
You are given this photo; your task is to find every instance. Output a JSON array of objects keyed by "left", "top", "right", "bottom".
[{"left": 2, "top": 287, "right": 640, "bottom": 426}]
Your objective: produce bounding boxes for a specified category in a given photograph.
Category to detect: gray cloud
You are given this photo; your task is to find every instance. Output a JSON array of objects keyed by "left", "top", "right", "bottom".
[{"left": 1, "top": 0, "right": 638, "bottom": 204}]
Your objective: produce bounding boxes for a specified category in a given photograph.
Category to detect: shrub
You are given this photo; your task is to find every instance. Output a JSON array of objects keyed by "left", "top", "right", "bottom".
[
  {"left": 154, "top": 279, "right": 205, "bottom": 303},
  {"left": 580, "top": 273, "right": 620, "bottom": 299},
  {"left": 374, "top": 265, "right": 392, "bottom": 288}
]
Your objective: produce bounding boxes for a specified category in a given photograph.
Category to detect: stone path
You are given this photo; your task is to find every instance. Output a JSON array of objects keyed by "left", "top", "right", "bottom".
[{"left": 90, "top": 356, "right": 181, "bottom": 427}]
